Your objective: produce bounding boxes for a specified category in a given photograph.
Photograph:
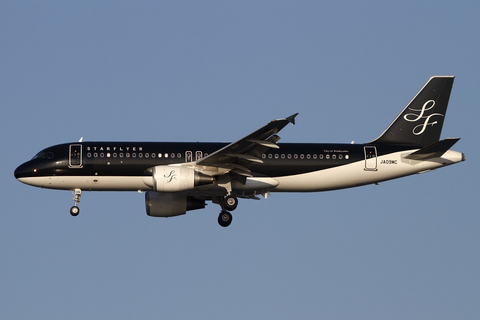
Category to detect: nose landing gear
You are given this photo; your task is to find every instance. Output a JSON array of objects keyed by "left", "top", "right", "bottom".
[{"left": 70, "top": 188, "right": 81, "bottom": 216}]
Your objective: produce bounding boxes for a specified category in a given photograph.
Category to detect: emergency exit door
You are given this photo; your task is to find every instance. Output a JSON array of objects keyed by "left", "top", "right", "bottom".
[{"left": 364, "top": 146, "right": 377, "bottom": 171}]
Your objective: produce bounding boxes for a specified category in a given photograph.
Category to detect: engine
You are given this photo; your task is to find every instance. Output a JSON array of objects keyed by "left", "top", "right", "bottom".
[
  {"left": 153, "top": 165, "right": 214, "bottom": 192},
  {"left": 145, "top": 192, "right": 206, "bottom": 217}
]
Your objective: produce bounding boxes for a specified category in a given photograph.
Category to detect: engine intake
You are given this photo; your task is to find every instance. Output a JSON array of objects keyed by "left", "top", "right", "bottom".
[{"left": 153, "top": 165, "right": 213, "bottom": 192}]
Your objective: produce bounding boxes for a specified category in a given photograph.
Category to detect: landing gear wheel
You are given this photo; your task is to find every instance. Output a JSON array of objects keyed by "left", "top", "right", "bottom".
[
  {"left": 70, "top": 206, "right": 80, "bottom": 216},
  {"left": 224, "top": 195, "right": 238, "bottom": 211},
  {"left": 218, "top": 211, "right": 232, "bottom": 227}
]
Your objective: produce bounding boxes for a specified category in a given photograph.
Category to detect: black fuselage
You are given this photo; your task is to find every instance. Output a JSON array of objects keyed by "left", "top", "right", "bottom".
[{"left": 15, "top": 141, "right": 416, "bottom": 180}]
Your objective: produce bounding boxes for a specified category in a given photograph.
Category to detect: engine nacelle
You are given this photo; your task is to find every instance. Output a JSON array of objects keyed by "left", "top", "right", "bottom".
[
  {"left": 153, "top": 165, "right": 213, "bottom": 192},
  {"left": 145, "top": 192, "right": 206, "bottom": 217}
]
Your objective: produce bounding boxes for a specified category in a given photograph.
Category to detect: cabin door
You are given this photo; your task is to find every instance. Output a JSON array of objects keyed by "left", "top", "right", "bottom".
[{"left": 69, "top": 144, "right": 83, "bottom": 168}]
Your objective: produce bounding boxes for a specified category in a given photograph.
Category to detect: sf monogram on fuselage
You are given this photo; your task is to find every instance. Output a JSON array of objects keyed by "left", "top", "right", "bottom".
[{"left": 15, "top": 76, "right": 465, "bottom": 227}]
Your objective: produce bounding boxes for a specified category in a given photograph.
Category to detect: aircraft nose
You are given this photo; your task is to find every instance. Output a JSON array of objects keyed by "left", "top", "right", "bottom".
[{"left": 14, "top": 162, "right": 34, "bottom": 180}]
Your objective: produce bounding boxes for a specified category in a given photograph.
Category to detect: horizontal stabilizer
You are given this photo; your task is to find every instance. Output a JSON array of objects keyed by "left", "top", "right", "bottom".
[{"left": 404, "top": 138, "right": 460, "bottom": 160}]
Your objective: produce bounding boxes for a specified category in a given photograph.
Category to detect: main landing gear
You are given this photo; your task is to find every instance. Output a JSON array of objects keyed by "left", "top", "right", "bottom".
[
  {"left": 70, "top": 188, "right": 81, "bottom": 216},
  {"left": 215, "top": 195, "right": 239, "bottom": 227}
]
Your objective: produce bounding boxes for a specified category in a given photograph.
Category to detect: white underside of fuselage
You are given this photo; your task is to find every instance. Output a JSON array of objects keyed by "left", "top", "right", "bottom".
[
  {"left": 17, "top": 150, "right": 464, "bottom": 194},
  {"left": 274, "top": 150, "right": 462, "bottom": 192},
  {"left": 17, "top": 176, "right": 152, "bottom": 191}
]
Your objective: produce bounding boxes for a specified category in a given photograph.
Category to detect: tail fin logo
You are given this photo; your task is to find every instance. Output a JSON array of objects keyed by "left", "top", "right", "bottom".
[{"left": 403, "top": 100, "right": 444, "bottom": 135}]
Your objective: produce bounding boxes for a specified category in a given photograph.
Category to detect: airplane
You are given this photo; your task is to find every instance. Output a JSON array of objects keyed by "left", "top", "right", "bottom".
[{"left": 14, "top": 76, "right": 464, "bottom": 227}]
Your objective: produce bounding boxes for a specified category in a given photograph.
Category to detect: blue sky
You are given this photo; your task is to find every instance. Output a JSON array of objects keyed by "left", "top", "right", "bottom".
[{"left": 1, "top": 1, "right": 479, "bottom": 319}]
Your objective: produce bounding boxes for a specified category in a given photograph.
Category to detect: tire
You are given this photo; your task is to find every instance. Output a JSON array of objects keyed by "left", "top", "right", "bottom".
[
  {"left": 70, "top": 206, "right": 80, "bottom": 216},
  {"left": 218, "top": 211, "right": 232, "bottom": 227},
  {"left": 224, "top": 195, "right": 238, "bottom": 211}
]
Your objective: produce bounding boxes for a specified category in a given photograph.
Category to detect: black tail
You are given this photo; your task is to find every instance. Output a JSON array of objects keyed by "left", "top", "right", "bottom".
[{"left": 372, "top": 76, "right": 454, "bottom": 147}]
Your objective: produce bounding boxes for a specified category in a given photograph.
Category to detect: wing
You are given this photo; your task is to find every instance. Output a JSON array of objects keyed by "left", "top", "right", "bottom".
[{"left": 191, "top": 113, "right": 298, "bottom": 177}]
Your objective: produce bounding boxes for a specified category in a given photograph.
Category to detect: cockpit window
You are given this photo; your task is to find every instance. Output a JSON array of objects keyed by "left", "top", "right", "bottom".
[
  {"left": 32, "top": 152, "right": 46, "bottom": 160},
  {"left": 32, "top": 151, "right": 54, "bottom": 160}
]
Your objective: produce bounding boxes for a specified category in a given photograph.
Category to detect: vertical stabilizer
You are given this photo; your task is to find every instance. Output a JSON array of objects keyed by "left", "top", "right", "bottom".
[{"left": 373, "top": 76, "right": 454, "bottom": 147}]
